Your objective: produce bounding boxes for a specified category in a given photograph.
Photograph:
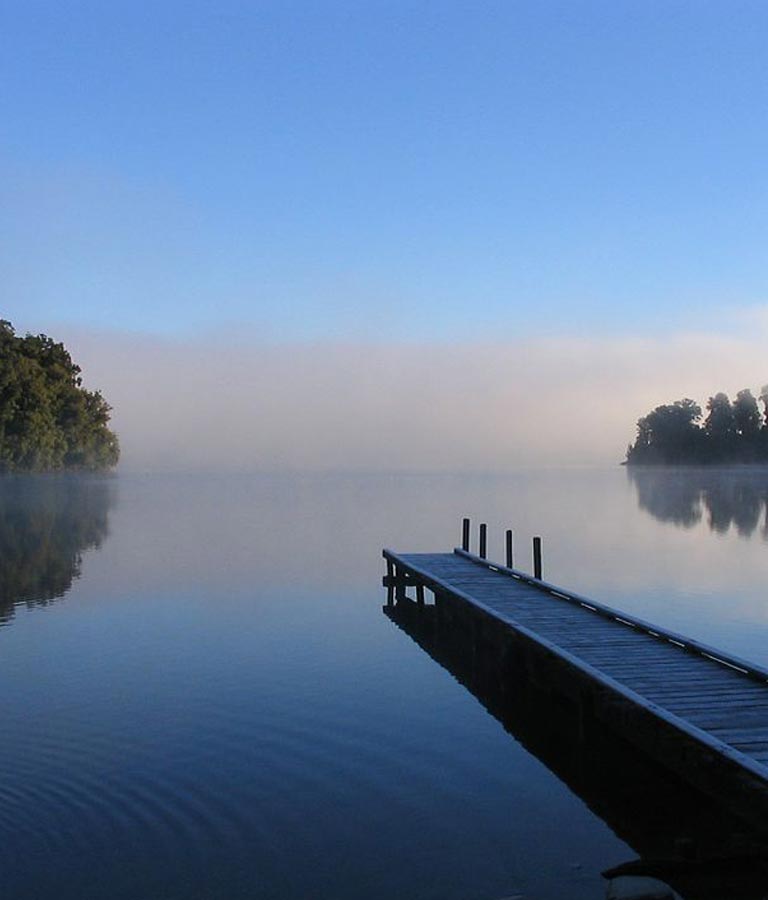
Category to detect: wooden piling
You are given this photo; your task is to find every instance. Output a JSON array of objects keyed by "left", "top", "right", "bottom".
[
  {"left": 505, "top": 529, "right": 514, "bottom": 569},
  {"left": 396, "top": 564, "right": 407, "bottom": 602},
  {"left": 479, "top": 523, "right": 487, "bottom": 559},
  {"left": 533, "top": 536, "right": 542, "bottom": 580},
  {"left": 462, "top": 518, "right": 470, "bottom": 552}
]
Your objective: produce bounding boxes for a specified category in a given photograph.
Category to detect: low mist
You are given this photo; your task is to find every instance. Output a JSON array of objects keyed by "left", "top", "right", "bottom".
[{"left": 61, "top": 325, "right": 768, "bottom": 472}]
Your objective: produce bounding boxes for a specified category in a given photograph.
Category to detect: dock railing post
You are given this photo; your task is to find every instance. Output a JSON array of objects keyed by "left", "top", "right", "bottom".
[
  {"left": 479, "top": 523, "right": 487, "bottom": 559},
  {"left": 533, "top": 536, "right": 542, "bottom": 579},
  {"left": 505, "top": 530, "right": 514, "bottom": 569},
  {"left": 462, "top": 518, "right": 470, "bottom": 552}
]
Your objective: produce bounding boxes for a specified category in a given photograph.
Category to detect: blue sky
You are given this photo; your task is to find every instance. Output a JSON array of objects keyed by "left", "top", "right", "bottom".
[{"left": 2, "top": 1, "right": 768, "bottom": 341}]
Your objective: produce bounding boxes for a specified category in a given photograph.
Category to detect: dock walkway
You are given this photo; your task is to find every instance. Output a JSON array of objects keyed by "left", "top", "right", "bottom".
[{"left": 383, "top": 544, "right": 768, "bottom": 827}]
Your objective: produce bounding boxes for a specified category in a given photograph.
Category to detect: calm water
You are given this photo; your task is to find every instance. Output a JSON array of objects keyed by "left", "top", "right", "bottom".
[{"left": 2, "top": 468, "right": 768, "bottom": 899}]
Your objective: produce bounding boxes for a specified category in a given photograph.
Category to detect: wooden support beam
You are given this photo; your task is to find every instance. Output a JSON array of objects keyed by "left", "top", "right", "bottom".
[
  {"left": 382, "top": 574, "right": 417, "bottom": 587},
  {"left": 385, "top": 558, "right": 394, "bottom": 606},
  {"left": 395, "top": 565, "right": 407, "bottom": 602}
]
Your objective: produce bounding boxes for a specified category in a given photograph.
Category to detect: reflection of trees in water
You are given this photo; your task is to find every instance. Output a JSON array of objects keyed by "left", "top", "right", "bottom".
[
  {"left": 628, "top": 468, "right": 768, "bottom": 538},
  {"left": 0, "top": 476, "right": 114, "bottom": 623}
]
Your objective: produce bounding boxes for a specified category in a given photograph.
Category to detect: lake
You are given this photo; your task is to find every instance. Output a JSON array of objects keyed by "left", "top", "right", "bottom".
[{"left": 2, "top": 468, "right": 768, "bottom": 899}]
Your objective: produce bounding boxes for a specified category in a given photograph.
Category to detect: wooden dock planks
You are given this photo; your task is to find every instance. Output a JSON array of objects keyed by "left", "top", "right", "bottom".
[{"left": 382, "top": 546, "right": 768, "bottom": 821}]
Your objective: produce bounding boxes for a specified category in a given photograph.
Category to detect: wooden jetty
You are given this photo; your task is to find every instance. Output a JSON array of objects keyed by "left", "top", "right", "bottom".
[
  {"left": 384, "top": 598, "right": 768, "bottom": 899},
  {"left": 383, "top": 520, "right": 768, "bottom": 837}
]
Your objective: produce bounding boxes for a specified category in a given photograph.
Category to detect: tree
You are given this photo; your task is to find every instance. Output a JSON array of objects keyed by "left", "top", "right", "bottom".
[
  {"left": 704, "top": 393, "right": 735, "bottom": 438},
  {"left": 626, "top": 399, "right": 703, "bottom": 464},
  {"left": 703, "top": 393, "right": 736, "bottom": 462},
  {"left": 0, "top": 321, "right": 119, "bottom": 472},
  {"left": 734, "top": 389, "right": 761, "bottom": 437}
]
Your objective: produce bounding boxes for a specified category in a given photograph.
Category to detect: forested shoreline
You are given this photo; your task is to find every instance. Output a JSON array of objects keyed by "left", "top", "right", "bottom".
[
  {"left": 0, "top": 320, "right": 119, "bottom": 472},
  {"left": 626, "top": 388, "right": 768, "bottom": 465}
]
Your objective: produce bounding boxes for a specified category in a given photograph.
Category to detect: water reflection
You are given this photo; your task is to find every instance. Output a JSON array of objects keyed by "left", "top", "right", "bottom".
[
  {"left": 0, "top": 475, "right": 114, "bottom": 623},
  {"left": 385, "top": 596, "right": 768, "bottom": 900},
  {"left": 628, "top": 468, "right": 768, "bottom": 537}
]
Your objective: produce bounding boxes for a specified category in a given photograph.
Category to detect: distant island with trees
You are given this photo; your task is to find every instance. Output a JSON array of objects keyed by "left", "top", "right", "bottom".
[
  {"left": 0, "top": 320, "right": 119, "bottom": 473},
  {"left": 626, "top": 387, "right": 768, "bottom": 465}
]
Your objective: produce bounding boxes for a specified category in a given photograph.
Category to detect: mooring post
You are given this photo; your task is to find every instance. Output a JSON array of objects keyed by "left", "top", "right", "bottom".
[
  {"left": 479, "top": 523, "right": 487, "bottom": 559},
  {"left": 533, "top": 536, "right": 542, "bottom": 579},
  {"left": 462, "top": 518, "right": 470, "bottom": 552},
  {"left": 505, "top": 529, "right": 514, "bottom": 569}
]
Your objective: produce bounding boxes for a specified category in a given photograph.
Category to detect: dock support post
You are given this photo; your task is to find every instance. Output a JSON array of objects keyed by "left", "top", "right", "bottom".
[
  {"left": 396, "top": 565, "right": 407, "bottom": 602},
  {"left": 386, "top": 558, "right": 394, "bottom": 606},
  {"left": 505, "top": 530, "right": 514, "bottom": 569},
  {"left": 416, "top": 583, "right": 425, "bottom": 606},
  {"left": 462, "top": 518, "right": 470, "bottom": 552},
  {"left": 479, "top": 523, "right": 487, "bottom": 559},
  {"left": 533, "top": 536, "right": 542, "bottom": 580}
]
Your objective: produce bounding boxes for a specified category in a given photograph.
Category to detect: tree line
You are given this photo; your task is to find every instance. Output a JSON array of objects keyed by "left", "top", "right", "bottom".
[
  {"left": 0, "top": 320, "right": 119, "bottom": 472},
  {"left": 626, "top": 388, "right": 768, "bottom": 465}
]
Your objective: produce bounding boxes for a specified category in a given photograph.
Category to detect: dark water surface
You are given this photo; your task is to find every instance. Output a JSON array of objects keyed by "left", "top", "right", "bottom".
[{"left": 2, "top": 469, "right": 768, "bottom": 899}]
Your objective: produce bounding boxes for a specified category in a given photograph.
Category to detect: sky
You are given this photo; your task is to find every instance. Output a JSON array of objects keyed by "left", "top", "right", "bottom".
[{"left": 2, "top": 1, "right": 768, "bottom": 469}]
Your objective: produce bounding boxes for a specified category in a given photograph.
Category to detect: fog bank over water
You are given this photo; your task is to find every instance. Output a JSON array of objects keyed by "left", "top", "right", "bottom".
[{"left": 61, "top": 325, "right": 768, "bottom": 472}]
